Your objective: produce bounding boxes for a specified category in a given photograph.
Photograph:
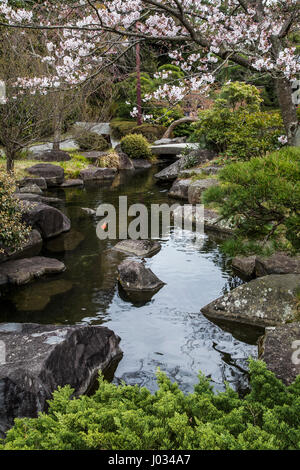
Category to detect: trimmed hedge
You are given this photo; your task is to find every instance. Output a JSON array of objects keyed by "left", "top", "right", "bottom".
[{"left": 2, "top": 360, "right": 300, "bottom": 450}]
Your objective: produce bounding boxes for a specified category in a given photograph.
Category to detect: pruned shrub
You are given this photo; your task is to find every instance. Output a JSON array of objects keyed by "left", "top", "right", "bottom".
[
  {"left": 120, "top": 134, "right": 152, "bottom": 159},
  {"left": 191, "top": 82, "right": 284, "bottom": 160},
  {"left": 76, "top": 132, "right": 110, "bottom": 151},
  {"left": 202, "top": 146, "right": 300, "bottom": 253},
  {"left": 2, "top": 360, "right": 300, "bottom": 450}
]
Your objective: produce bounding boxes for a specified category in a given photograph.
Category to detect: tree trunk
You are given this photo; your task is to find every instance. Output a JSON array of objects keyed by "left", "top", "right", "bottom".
[
  {"left": 52, "top": 93, "right": 63, "bottom": 151},
  {"left": 52, "top": 115, "right": 62, "bottom": 151},
  {"left": 6, "top": 150, "right": 15, "bottom": 173},
  {"left": 163, "top": 117, "right": 198, "bottom": 139},
  {"left": 276, "top": 77, "right": 298, "bottom": 146},
  {"left": 136, "top": 41, "right": 143, "bottom": 126}
]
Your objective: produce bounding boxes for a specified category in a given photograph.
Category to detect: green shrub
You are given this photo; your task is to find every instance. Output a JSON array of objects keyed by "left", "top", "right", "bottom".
[
  {"left": 202, "top": 147, "right": 300, "bottom": 252},
  {"left": 120, "top": 134, "right": 152, "bottom": 159},
  {"left": 191, "top": 82, "right": 284, "bottom": 160},
  {"left": 76, "top": 132, "right": 110, "bottom": 151},
  {"left": 2, "top": 360, "right": 300, "bottom": 450},
  {"left": 0, "top": 170, "right": 31, "bottom": 253}
]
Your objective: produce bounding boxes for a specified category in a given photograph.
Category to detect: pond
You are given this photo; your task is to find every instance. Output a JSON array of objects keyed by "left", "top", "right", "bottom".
[{"left": 0, "top": 164, "right": 263, "bottom": 394}]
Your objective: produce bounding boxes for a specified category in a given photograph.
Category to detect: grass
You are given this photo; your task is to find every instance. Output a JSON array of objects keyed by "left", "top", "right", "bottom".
[{"left": 0, "top": 150, "right": 91, "bottom": 180}]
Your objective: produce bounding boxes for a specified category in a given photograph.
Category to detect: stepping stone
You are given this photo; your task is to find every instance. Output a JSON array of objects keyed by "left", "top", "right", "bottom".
[
  {"left": 0, "top": 257, "right": 66, "bottom": 286},
  {"left": 61, "top": 179, "right": 84, "bottom": 188},
  {"left": 118, "top": 259, "right": 165, "bottom": 292},
  {"left": 113, "top": 240, "right": 161, "bottom": 257},
  {"left": 79, "top": 167, "right": 117, "bottom": 181}
]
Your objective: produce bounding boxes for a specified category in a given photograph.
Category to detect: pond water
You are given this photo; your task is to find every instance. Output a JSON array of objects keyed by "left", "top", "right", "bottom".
[{"left": 0, "top": 165, "right": 263, "bottom": 394}]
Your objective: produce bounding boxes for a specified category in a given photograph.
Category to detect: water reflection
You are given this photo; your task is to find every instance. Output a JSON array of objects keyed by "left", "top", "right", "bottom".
[{"left": 0, "top": 165, "right": 259, "bottom": 394}]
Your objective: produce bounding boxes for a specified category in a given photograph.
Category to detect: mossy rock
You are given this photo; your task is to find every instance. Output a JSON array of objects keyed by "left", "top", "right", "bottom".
[{"left": 76, "top": 132, "right": 110, "bottom": 151}]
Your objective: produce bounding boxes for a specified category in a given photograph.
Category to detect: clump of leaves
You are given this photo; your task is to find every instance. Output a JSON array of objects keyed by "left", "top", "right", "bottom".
[
  {"left": 0, "top": 170, "right": 30, "bottom": 253},
  {"left": 96, "top": 152, "right": 120, "bottom": 168},
  {"left": 202, "top": 146, "right": 300, "bottom": 253},
  {"left": 2, "top": 360, "right": 300, "bottom": 450},
  {"left": 120, "top": 133, "right": 152, "bottom": 159}
]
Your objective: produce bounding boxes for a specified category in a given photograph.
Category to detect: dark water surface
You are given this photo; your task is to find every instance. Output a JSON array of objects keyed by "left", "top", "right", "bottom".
[{"left": 0, "top": 166, "right": 262, "bottom": 393}]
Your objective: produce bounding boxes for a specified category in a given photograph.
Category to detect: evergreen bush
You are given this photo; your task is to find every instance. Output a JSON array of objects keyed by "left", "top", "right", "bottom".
[
  {"left": 120, "top": 134, "right": 152, "bottom": 159},
  {"left": 2, "top": 360, "right": 300, "bottom": 450}
]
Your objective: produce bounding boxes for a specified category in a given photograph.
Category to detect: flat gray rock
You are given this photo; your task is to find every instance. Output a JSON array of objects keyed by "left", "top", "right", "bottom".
[
  {"left": 201, "top": 274, "right": 300, "bottom": 327},
  {"left": 132, "top": 159, "right": 152, "bottom": 169},
  {"left": 61, "top": 179, "right": 84, "bottom": 188},
  {"left": 26, "top": 163, "right": 65, "bottom": 187},
  {"left": 14, "top": 193, "right": 63, "bottom": 207},
  {"left": 118, "top": 259, "right": 165, "bottom": 292},
  {"left": 0, "top": 323, "right": 122, "bottom": 435},
  {"left": 0, "top": 257, "right": 66, "bottom": 286},
  {"left": 255, "top": 253, "right": 300, "bottom": 277},
  {"left": 113, "top": 240, "right": 161, "bottom": 257},
  {"left": 79, "top": 167, "right": 117, "bottom": 181},
  {"left": 259, "top": 323, "right": 300, "bottom": 385}
]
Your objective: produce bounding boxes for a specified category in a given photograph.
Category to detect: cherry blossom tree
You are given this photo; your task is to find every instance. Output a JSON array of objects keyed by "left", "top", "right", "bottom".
[{"left": 0, "top": 0, "right": 299, "bottom": 144}]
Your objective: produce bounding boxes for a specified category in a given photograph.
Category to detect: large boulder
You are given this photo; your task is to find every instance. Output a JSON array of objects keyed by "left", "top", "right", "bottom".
[
  {"left": 118, "top": 259, "right": 165, "bottom": 292},
  {"left": 258, "top": 323, "right": 300, "bottom": 386},
  {"left": 188, "top": 179, "right": 219, "bottom": 205},
  {"left": 255, "top": 253, "right": 300, "bottom": 277},
  {"left": 79, "top": 167, "right": 117, "bottom": 181},
  {"left": 0, "top": 323, "right": 122, "bottom": 435},
  {"left": 113, "top": 240, "right": 161, "bottom": 257},
  {"left": 201, "top": 274, "right": 300, "bottom": 327},
  {"left": 22, "top": 202, "right": 71, "bottom": 239},
  {"left": 0, "top": 230, "right": 42, "bottom": 264},
  {"left": 36, "top": 149, "right": 71, "bottom": 162},
  {"left": 26, "top": 164, "right": 65, "bottom": 187},
  {"left": 168, "top": 179, "right": 192, "bottom": 200},
  {"left": 0, "top": 257, "right": 65, "bottom": 286}
]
